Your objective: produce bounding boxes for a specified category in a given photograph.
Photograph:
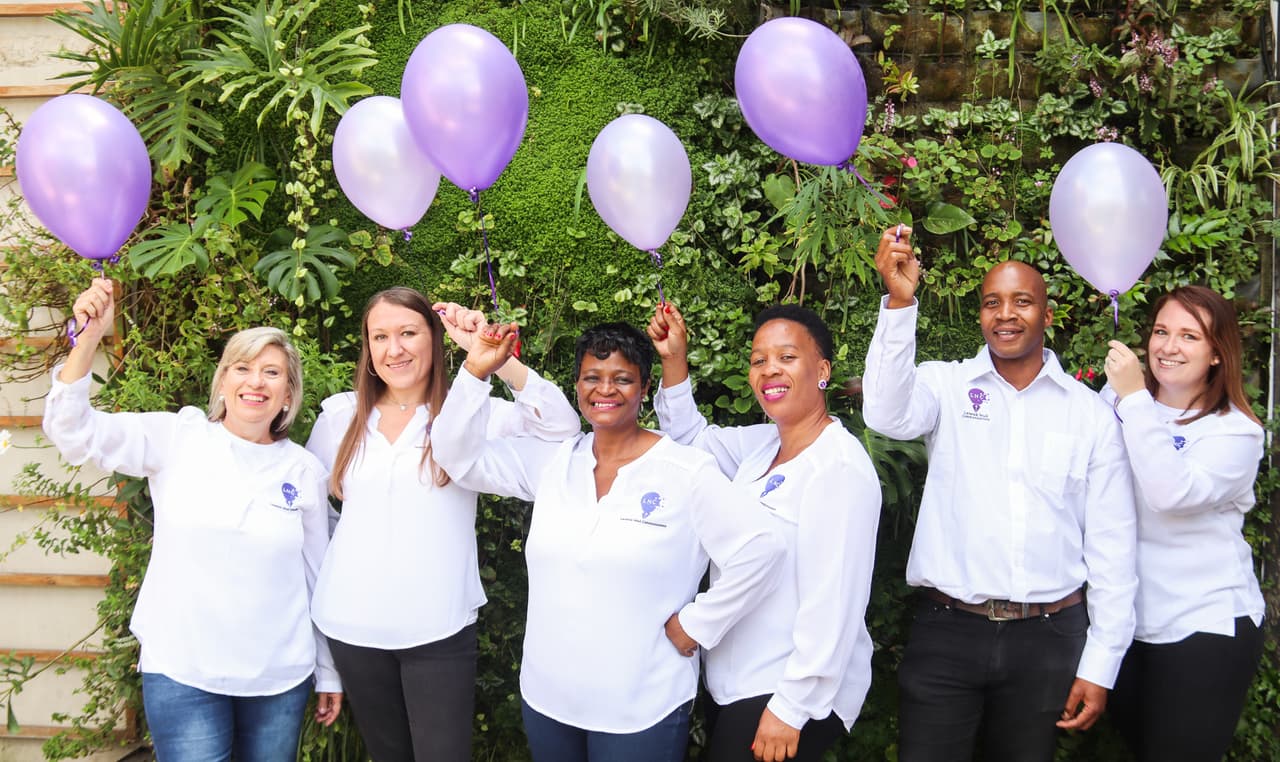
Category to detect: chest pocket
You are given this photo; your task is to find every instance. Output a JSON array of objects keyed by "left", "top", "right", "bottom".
[{"left": 1038, "top": 432, "right": 1088, "bottom": 497}]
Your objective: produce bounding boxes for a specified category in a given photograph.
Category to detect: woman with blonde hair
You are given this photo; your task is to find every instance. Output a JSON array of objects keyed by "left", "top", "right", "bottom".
[
  {"left": 305, "top": 287, "right": 580, "bottom": 762},
  {"left": 1103, "top": 285, "right": 1265, "bottom": 762},
  {"left": 43, "top": 278, "right": 341, "bottom": 760}
]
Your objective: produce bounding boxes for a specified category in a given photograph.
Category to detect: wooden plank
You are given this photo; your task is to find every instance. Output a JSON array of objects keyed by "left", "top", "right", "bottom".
[
  {"left": 0, "top": 3, "right": 113, "bottom": 15},
  {"left": 3, "top": 648, "right": 101, "bottom": 662},
  {"left": 0, "top": 495, "right": 117, "bottom": 510},
  {"left": 0, "top": 336, "right": 116, "bottom": 351},
  {"left": 0, "top": 85, "right": 85, "bottom": 99},
  {"left": 0, "top": 724, "right": 132, "bottom": 740},
  {"left": 0, "top": 572, "right": 108, "bottom": 588},
  {"left": 0, "top": 165, "right": 13, "bottom": 177},
  {"left": 0, "top": 415, "right": 42, "bottom": 428}
]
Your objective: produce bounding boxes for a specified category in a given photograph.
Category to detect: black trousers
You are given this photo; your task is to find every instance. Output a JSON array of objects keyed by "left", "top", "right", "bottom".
[
  {"left": 1109, "top": 616, "right": 1263, "bottom": 762},
  {"left": 327, "top": 623, "right": 477, "bottom": 762},
  {"left": 704, "top": 693, "right": 845, "bottom": 762},
  {"left": 897, "top": 598, "right": 1088, "bottom": 762}
]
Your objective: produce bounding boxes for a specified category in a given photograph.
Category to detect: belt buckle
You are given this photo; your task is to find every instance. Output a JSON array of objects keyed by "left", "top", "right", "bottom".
[{"left": 986, "top": 600, "right": 1023, "bottom": 622}]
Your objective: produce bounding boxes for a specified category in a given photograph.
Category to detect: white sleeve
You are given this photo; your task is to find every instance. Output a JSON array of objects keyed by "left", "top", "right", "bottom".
[
  {"left": 431, "top": 367, "right": 562, "bottom": 501},
  {"left": 766, "top": 454, "right": 883, "bottom": 730},
  {"left": 490, "top": 369, "right": 582, "bottom": 441},
  {"left": 1116, "top": 391, "right": 1263, "bottom": 515},
  {"left": 42, "top": 365, "right": 176, "bottom": 478},
  {"left": 861, "top": 298, "right": 941, "bottom": 440},
  {"left": 299, "top": 463, "right": 341, "bottom": 692},
  {"left": 677, "top": 466, "right": 782, "bottom": 650},
  {"left": 1075, "top": 408, "right": 1138, "bottom": 688},
  {"left": 654, "top": 377, "right": 777, "bottom": 476}
]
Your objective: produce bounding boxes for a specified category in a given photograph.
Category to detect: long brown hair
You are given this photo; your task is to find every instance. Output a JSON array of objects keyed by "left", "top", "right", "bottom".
[
  {"left": 1144, "top": 285, "right": 1260, "bottom": 426},
  {"left": 330, "top": 287, "right": 451, "bottom": 497}
]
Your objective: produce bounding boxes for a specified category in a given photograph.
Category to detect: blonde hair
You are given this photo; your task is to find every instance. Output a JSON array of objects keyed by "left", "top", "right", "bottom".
[{"left": 207, "top": 326, "right": 303, "bottom": 441}]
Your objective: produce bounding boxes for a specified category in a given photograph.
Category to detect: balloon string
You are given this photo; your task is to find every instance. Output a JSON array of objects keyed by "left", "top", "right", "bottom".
[
  {"left": 402, "top": 229, "right": 413, "bottom": 242},
  {"left": 68, "top": 256, "right": 117, "bottom": 348},
  {"left": 1109, "top": 290, "right": 1120, "bottom": 337},
  {"left": 648, "top": 248, "right": 666, "bottom": 305},
  {"left": 838, "top": 161, "right": 897, "bottom": 208},
  {"left": 468, "top": 188, "right": 499, "bottom": 312}
]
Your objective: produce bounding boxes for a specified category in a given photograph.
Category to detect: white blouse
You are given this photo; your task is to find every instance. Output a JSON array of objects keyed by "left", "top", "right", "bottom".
[
  {"left": 656, "top": 378, "right": 881, "bottom": 731},
  {"left": 304, "top": 370, "right": 581, "bottom": 649},
  {"left": 43, "top": 368, "right": 339, "bottom": 695},
  {"left": 430, "top": 368, "right": 782, "bottom": 733},
  {"left": 1105, "top": 387, "right": 1265, "bottom": 643}
]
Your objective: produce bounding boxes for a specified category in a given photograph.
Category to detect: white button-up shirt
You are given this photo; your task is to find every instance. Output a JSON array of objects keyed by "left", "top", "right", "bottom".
[
  {"left": 43, "top": 368, "right": 340, "bottom": 694},
  {"left": 431, "top": 368, "right": 782, "bottom": 733},
  {"left": 1104, "top": 387, "right": 1265, "bottom": 643},
  {"left": 305, "top": 370, "right": 581, "bottom": 649},
  {"left": 862, "top": 299, "right": 1137, "bottom": 688},
  {"left": 655, "top": 378, "right": 881, "bottom": 731}
]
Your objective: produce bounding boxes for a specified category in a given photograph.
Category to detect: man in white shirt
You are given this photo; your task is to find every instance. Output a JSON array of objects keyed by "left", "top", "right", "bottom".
[{"left": 862, "top": 226, "right": 1137, "bottom": 761}]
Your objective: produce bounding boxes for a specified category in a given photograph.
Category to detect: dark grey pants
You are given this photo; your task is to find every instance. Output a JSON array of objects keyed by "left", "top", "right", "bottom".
[
  {"left": 327, "top": 623, "right": 478, "bottom": 762},
  {"left": 897, "top": 598, "right": 1088, "bottom": 762}
]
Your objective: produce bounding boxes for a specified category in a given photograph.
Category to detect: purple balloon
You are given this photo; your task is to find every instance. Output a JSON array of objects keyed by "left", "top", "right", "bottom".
[
  {"left": 735, "top": 17, "right": 868, "bottom": 166},
  {"left": 586, "top": 115, "right": 692, "bottom": 251},
  {"left": 16, "top": 94, "right": 150, "bottom": 260},
  {"left": 333, "top": 96, "right": 441, "bottom": 230},
  {"left": 401, "top": 24, "right": 528, "bottom": 193},
  {"left": 1049, "top": 143, "right": 1168, "bottom": 294}
]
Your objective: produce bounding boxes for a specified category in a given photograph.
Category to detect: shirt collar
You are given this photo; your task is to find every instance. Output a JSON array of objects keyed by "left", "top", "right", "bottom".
[{"left": 963, "top": 346, "right": 1077, "bottom": 393}]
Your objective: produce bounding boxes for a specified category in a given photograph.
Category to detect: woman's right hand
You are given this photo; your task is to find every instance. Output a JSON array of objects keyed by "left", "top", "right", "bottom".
[
  {"left": 462, "top": 321, "right": 519, "bottom": 380},
  {"left": 647, "top": 302, "right": 688, "bottom": 361},
  {"left": 71, "top": 277, "right": 115, "bottom": 348},
  {"left": 1105, "top": 340, "right": 1145, "bottom": 399},
  {"left": 875, "top": 224, "right": 918, "bottom": 309}
]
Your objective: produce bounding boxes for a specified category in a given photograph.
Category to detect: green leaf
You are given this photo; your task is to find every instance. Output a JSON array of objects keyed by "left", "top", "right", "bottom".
[
  {"left": 762, "top": 174, "right": 796, "bottom": 212},
  {"left": 255, "top": 225, "right": 356, "bottom": 303},
  {"left": 128, "top": 220, "right": 211, "bottom": 277},
  {"left": 7, "top": 702, "right": 18, "bottom": 735},
  {"left": 196, "top": 162, "right": 277, "bottom": 229},
  {"left": 922, "top": 202, "right": 976, "bottom": 235}
]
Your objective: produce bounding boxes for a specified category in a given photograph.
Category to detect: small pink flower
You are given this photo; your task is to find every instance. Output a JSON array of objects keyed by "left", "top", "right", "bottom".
[
  {"left": 1074, "top": 369, "right": 1084, "bottom": 381},
  {"left": 901, "top": 155, "right": 918, "bottom": 168},
  {"left": 1086, "top": 367, "right": 1096, "bottom": 381}
]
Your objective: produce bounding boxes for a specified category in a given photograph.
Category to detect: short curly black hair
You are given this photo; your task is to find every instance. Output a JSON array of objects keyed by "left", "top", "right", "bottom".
[
  {"left": 753, "top": 304, "right": 834, "bottom": 361},
  {"left": 574, "top": 322, "right": 656, "bottom": 382}
]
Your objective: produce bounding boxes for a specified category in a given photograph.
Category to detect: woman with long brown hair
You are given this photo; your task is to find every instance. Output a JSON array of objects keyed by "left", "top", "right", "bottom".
[
  {"left": 304, "top": 287, "right": 579, "bottom": 761},
  {"left": 1102, "top": 285, "right": 1265, "bottom": 762}
]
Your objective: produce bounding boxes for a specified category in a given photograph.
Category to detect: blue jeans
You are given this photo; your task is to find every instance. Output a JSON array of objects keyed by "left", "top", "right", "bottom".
[
  {"left": 142, "top": 672, "right": 311, "bottom": 762},
  {"left": 522, "top": 699, "right": 691, "bottom": 762}
]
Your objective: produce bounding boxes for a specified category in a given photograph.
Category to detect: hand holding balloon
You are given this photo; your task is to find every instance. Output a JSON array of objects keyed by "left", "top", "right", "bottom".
[
  {"left": 432, "top": 301, "right": 488, "bottom": 351},
  {"left": 463, "top": 322, "right": 519, "bottom": 380},
  {"left": 1104, "top": 340, "right": 1146, "bottom": 399},
  {"left": 647, "top": 302, "right": 688, "bottom": 363},
  {"left": 875, "top": 225, "right": 919, "bottom": 309},
  {"left": 58, "top": 278, "right": 114, "bottom": 383}
]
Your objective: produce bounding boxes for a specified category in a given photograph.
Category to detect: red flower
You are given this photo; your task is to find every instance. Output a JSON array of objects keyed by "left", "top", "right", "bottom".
[
  {"left": 1074, "top": 369, "right": 1084, "bottom": 381},
  {"left": 1085, "top": 367, "right": 1096, "bottom": 381},
  {"left": 882, "top": 175, "right": 898, "bottom": 187},
  {"left": 879, "top": 193, "right": 898, "bottom": 209}
]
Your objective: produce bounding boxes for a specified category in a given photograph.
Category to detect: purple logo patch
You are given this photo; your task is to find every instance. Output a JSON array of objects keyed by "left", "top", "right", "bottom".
[
  {"left": 967, "top": 388, "right": 989, "bottom": 412},
  {"left": 1172, "top": 435, "right": 1187, "bottom": 451},
  {"left": 280, "top": 483, "right": 299, "bottom": 510},
  {"left": 760, "top": 474, "right": 785, "bottom": 498},
  {"left": 640, "top": 492, "right": 664, "bottom": 519}
]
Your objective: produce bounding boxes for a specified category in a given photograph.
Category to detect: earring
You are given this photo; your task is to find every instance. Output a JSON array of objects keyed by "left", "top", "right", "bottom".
[
  {"left": 282, "top": 404, "right": 290, "bottom": 413},
  {"left": 818, "top": 379, "right": 829, "bottom": 390},
  {"left": 367, "top": 364, "right": 378, "bottom": 376},
  {"left": 217, "top": 394, "right": 225, "bottom": 402}
]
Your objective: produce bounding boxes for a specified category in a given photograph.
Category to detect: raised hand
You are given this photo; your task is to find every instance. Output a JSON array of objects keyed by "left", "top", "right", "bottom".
[
  {"left": 1104, "top": 340, "right": 1145, "bottom": 399},
  {"left": 462, "top": 321, "right": 519, "bottom": 380},
  {"left": 874, "top": 224, "right": 919, "bottom": 309},
  {"left": 432, "top": 301, "right": 488, "bottom": 351},
  {"left": 647, "top": 302, "right": 690, "bottom": 388}
]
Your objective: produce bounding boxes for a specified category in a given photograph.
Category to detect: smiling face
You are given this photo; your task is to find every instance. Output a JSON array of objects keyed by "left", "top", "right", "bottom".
[
  {"left": 979, "top": 261, "right": 1052, "bottom": 374},
  {"left": 218, "top": 345, "right": 291, "bottom": 443},
  {"left": 1148, "top": 299, "right": 1218, "bottom": 405},
  {"left": 365, "top": 301, "right": 435, "bottom": 399},
  {"left": 748, "top": 319, "right": 830, "bottom": 425},
  {"left": 575, "top": 351, "right": 648, "bottom": 432}
]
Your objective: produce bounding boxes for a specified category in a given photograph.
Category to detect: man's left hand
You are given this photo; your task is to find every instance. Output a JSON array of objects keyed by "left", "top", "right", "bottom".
[
  {"left": 752, "top": 708, "right": 800, "bottom": 761},
  {"left": 1056, "top": 677, "right": 1106, "bottom": 731}
]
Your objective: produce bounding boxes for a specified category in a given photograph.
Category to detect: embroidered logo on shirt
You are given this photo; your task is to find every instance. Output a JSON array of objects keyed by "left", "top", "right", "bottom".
[
  {"left": 961, "top": 388, "right": 991, "bottom": 422},
  {"left": 760, "top": 474, "right": 785, "bottom": 498},
  {"left": 1172, "top": 435, "right": 1187, "bottom": 451},
  {"left": 277, "top": 482, "right": 300, "bottom": 511},
  {"left": 620, "top": 492, "right": 669, "bottom": 528}
]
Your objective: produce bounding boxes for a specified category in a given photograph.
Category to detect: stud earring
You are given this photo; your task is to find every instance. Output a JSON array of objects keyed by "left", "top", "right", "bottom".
[
  {"left": 282, "top": 404, "right": 290, "bottom": 413},
  {"left": 217, "top": 394, "right": 225, "bottom": 402},
  {"left": 818, "top": 379, "right": 829, "bottom": 390}
]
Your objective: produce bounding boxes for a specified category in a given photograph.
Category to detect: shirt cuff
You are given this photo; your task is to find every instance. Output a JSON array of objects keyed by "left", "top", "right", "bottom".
[
  {"left": 314, "top": 665, "right": 342, "bottom": 694},
  {"left": 1075, "top": 639, "right": 1123, "bottom": 690},
  {"left": 1115, "top": 388, "right": 1155, "bottom": 419},
  {"left": 765, "top": 693, "right": 810, "bottom": 732}
]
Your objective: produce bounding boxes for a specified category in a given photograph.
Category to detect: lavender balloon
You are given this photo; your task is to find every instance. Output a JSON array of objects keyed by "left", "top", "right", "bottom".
[
  {"left": 16, "top": 94, "right": 150, "bottom": 260},
  {"left": 401, "top": 24, "right": 528, "bottom": 193},
  {"left": 333, "top": 96, "right": 441, "bottom": 231},
  {"left": 735, "top": 17, "right": 868, "bottom": 166},
  {"left": 1049, "top": 143, "right": 1168, "bottom": 295},
  {"left": 586, "top": 115, "right": 692, "bottom": 251}
]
